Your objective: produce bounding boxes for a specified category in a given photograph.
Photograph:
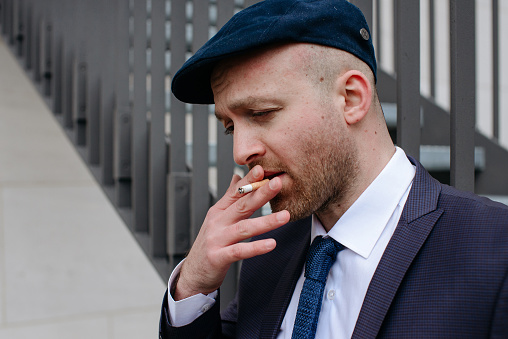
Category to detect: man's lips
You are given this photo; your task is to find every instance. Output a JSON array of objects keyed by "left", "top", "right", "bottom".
[{"left": 263, "top": 172, "right": 285, "bottom": 180}]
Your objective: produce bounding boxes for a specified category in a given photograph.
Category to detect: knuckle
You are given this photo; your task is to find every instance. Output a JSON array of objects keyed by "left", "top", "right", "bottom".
[
  {"left": 206, "top": 249, "right": 222, "bottom": 268},
  {"left": 230, "top": 245, "right": 243, "bottom": 260},
  {"left": 235, "top": 221, "right": 250, "bottom": 237},
  {"left": 205, "top": 208, "right": 217, "bottom": 222},
  {"left": 227, "top": 188, "right": 237, "bottom": 200},
  {"left": 235, "top": 198, "right": 250, "bottom": 214},
  {"left": 203, "top": 232, "right": 215, "bottom": 246}
]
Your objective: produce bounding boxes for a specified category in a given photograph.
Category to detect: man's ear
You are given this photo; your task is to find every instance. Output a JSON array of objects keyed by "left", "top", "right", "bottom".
[{"left": 337, "top": 70, "right": 372, "bottom": 125}]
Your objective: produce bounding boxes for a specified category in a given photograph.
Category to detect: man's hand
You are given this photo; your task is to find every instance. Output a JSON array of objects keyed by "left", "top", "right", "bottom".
[{"left": 173, "top": 165, "right": 290, "bottom": 301}]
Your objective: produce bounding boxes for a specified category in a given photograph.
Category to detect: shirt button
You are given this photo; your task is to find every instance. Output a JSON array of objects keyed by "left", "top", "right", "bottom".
[
  {"left": 327, "top": 289, "right": 335, "bottom": 300},
  {"left": 201, "top": 304, "right": 211, "bottom": 313}
]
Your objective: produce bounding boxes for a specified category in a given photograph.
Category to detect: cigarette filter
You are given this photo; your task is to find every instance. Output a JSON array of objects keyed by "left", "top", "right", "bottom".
[{"left": 238, "top": 179, "right": 269, "bottom": 194}]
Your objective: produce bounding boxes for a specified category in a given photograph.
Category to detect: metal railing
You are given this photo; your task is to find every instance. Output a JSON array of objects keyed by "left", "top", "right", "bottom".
[{"left": 1, "top": 0, "right": 506, "bottom": 307}]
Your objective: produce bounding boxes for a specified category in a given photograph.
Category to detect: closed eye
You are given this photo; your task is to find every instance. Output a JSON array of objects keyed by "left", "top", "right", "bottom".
[
  {"left": 222, "top": 108, "right": 281, "bottom": 136},
  {"left": 251, "top": 108, "right": 281, "bottom": 119},
  {"left": 224, "top": 125, "right": 234, "bottom": 135}
]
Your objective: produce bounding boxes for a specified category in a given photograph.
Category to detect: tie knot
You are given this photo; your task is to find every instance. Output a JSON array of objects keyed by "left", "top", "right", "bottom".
[{"left": 304, "top": 236, "right": 344, "bottom": 282}]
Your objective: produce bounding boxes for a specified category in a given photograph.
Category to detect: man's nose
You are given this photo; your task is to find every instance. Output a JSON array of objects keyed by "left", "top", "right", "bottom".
[{"left": 233, "top": 129, "right": 265, "bottom": 166}]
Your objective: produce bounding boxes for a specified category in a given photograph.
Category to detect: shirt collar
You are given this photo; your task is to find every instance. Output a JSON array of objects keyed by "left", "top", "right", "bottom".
[{"left": 311, "top": 147, "right": 415, "bottom": 258}]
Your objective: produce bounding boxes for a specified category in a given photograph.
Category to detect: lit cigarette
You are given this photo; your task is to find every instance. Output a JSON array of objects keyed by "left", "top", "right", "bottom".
[{"left": 238, "top": 179, "right": 269, "bottom": 194}]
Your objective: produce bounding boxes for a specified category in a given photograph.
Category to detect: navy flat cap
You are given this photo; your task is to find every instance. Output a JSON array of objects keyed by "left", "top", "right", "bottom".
[{"left": 171, "top": 0, "right": 376, "bottom": 104}]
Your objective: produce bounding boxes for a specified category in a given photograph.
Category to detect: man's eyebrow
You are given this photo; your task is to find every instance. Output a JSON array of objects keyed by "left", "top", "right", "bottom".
[
  {"left": 232, "top": 96, "right": 282, "bottom": 110},
  {"left": 215, "top": 96, "right": 282, "bottom": 122},
  {"left": 214, "top": 97, "right": 283, "bottom": 121}
]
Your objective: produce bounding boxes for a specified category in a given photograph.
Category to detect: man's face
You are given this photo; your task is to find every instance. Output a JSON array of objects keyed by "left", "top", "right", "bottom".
[{"left": 212, "top": 44, "right": 358, "bottom": 221}]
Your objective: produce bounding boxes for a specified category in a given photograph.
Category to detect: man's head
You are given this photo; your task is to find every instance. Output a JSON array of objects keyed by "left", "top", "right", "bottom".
[{"left": 172, "top": 0, "right": 395, "bottom": 227}]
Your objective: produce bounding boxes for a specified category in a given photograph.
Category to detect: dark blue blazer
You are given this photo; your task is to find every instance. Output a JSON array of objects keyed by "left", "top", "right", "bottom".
[{"left": 160, "top": 158, "right": 508, "bottom": 338}]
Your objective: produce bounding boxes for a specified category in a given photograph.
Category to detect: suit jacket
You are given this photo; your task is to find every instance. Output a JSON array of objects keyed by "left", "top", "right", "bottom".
[{"left": 160, "top": 158, "right": 508, "bottom": 338}]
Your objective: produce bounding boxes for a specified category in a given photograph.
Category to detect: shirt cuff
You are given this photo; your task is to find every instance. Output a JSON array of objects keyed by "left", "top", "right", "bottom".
[{"left": 167, "top": 259, "right": 218, "bottom": 327}]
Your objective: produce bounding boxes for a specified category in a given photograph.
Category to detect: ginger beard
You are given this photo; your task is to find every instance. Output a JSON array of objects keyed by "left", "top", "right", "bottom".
[{"left": 250, "top": 128, "right": 359, "bottom": 222}]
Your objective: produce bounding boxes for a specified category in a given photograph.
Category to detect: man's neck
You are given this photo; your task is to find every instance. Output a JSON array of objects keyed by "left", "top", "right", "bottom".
[{"left": 315, "top": 146, "right": 397, "bottom": 232}]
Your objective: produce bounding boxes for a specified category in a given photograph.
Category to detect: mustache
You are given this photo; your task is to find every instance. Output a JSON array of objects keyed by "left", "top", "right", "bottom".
[{"left": 248, "top": 160, "right": 289, "bottom": 173}]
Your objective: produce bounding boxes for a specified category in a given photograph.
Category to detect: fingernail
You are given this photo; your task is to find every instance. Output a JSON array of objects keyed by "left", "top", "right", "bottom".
[
  {"left": 269, "top": 177, "right": 279, "bottom": 189},
  {"left": 266, "top": 239, "right": 276, "bottom": 250},
  {"left": 276, "top": 211, "right": 287, "bottom": 222},
  {"left": 252, "top": 166, "right": 260, "bottom": 178}
]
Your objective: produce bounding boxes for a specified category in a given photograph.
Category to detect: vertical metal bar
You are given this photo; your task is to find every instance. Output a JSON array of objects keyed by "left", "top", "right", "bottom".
[
  {"left": 7, "top": 0, "right": 14, "bottom": 42},
  {"left": 31, "top": 1, "right": 41, "bottom": 83},
  {"left": 72, "top": 58, "right": 88, "bottom": 145},
  {"left": 449, "top": 0, "right": 475, "bottom": 192},
  {"left": 190, "top": 0, "right": 210, "bottom": 241},
  {"left": 375, "top": 0, "right": 382, "bottom": 65},
  {"left": 0, "top": 0, "right": 5, "bottom": 35},
  {"left": 1, "top": 0, "right": 6, "bottom": 37},
  {"left": 396, "top": 0, "right": 420, "bottom": 160},
  {"left": 23, "top": 0, "right": 32, "bottom": 69},
  {"left": 350, "top": 0, "right": 373, "bottom": 32},
  {"left": 169, "top": 1, "right": 188, "bottom": 175},
  {"left": 132, "top": 0, "right": 149, "bottom": 232},
  {"left": 99, "top": 0, "right": 116, "bottom": 186},
  {"left": 2, "top": 0, "right": 7, "bottom": 36},
  {"left": 50, "top": 0, "right": 63, "bottom": 114},
  {"left": 61, "top": 0, "right": 75, "bottom": 129},
  {"left": 429, "top": 0, "right": 436, "bottom": 99},
  {"left": 149, "top": 0, "right": 168, "bottom": 258},
  {"left": 84, "top": 0, "right": 102, "bottom": 165},
  {"left": 492, "top": 0, "right": 499, "bottom": 140},
  {"left": 41, "top": 1, "right": 52, "bottom": 97},
  {"left": 0, "top": 0, "right": 4, "bottom": 35},
  {"left": 216, "top": 0, "right": 237, "bottom": 312},
  {"left": 14, "top": 0, "right": 22, "bottom": 56},
  {"left": 7, "top": 0, "right": 14, "bottom": 45},
  {"left": 19, "top": 1, "right": 24, "bottom": 56},
  {"left": 392, "top": 0, "right": 398, "bottom": 74},
  {"left": 72, "top": 0, "right": 87, "bottom": 146},
  {"left": 168, "top": 0, "right": 191, "bottom": 266},
  {"left": 3, "top": 0, "right": 7, "bottom": 38},
  {"left": 114, "top": 0, "right": 132, "bottom": 208}
]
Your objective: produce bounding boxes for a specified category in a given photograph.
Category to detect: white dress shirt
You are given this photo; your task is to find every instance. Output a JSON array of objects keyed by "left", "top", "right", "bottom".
[{"left": 167, "top": 147, "right": 415, "bottom": 338}]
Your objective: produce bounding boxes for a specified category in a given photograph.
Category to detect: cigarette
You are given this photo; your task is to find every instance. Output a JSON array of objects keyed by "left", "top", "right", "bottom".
[{"left": 238, "top": 179, "right": 269, "bottom": 194}]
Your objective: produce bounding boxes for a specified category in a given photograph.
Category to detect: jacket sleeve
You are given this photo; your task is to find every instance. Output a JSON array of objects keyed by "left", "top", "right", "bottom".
[{"left": 159, "top": 289, "right": 237, "bottom": 339}]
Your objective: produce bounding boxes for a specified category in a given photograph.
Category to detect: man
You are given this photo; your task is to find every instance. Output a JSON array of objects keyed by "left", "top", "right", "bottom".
[{"left": 160, "top": 0, "right": 508, "bottom": 338}]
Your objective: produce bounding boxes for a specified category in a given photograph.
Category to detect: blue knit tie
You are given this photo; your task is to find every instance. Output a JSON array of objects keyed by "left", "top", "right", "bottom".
[{"left": 291, "top": 236, "right": 344, "bottom": 339}]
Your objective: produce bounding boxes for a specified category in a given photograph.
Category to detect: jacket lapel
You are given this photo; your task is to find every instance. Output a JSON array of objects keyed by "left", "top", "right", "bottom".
[
  {"left": 259, "top": 219, "right": 311, "bottom": 339},
  {"left": 352, "top": 157, "right": 444, "bottom": 338}
]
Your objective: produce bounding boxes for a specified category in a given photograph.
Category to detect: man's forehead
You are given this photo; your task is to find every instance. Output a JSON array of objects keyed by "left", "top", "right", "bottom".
[{"left": 211, "top": 43, "right": 309, "bottom": 90}]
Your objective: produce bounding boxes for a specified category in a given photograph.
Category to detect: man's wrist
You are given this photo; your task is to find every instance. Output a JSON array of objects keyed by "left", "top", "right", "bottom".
[{"left": 170, "top": 271, "right": 180, "bottom": 298}]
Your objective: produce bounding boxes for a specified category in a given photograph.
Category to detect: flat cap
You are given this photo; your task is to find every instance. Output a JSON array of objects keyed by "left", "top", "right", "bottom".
[{"left": 171, "top": 0, "right": 376, "bottom": 104}]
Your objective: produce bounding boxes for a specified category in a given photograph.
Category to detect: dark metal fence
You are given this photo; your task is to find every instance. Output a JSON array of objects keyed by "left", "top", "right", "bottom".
[{"left": 0, "top": 0, "right": 506, "bottom": 308}]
